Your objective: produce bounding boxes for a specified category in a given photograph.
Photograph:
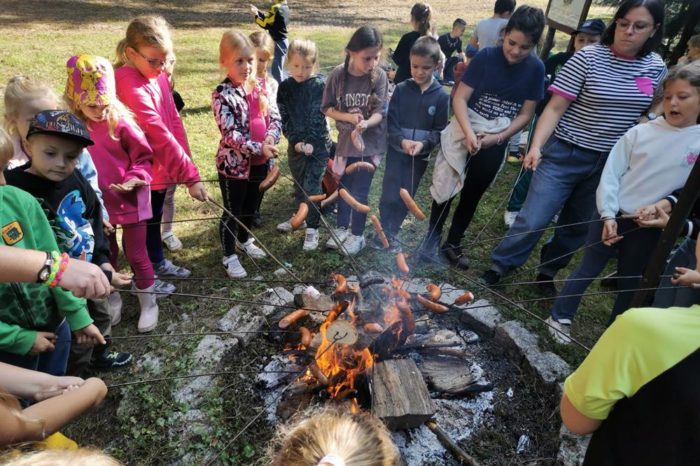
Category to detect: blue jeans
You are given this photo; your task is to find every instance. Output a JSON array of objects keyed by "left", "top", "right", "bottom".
[
  {"left": 271, "top": 39, "right": 288, "bottom": 84},
  {"left": 0, "top": 320, "right": 71, "bottom": 376},
  {"left": 653, "top": 238, "right": 700, "bottom": 307},
  {"left": 490, "top": 136, "right": 609, "bottom": 277},
  {"left": 337, "top": 159, "right": 376, "bottom": 236}
]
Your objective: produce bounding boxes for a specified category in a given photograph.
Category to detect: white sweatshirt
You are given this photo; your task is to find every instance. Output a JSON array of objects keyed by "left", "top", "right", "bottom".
[{"left": 597, "top": 118, "right": 700, "bottom": 219}]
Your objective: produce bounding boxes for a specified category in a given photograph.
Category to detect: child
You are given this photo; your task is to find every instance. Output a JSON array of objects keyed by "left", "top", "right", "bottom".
[
  {"left": 5, "top": 110, "right": 132, "bottom": 372},
  {"left": 423, "top": 6, "right": 545, "bottom": 269},
  {"left": 250, "top": 0, "right": 290, "bottom": 84},
  {"left": 65, "top": 54, "right": 160, "bottom": 334},
  {"left": 438, "top": 18, "right": 466, "bottom": 83},
  {"left": 373, "top": 36, "right": 449, "bottom": 250},
  {"left": 114, "top": 15, "right": 207, "bottom": 284},
  {"left": 269, "top": 407, "right": 400, "bottom": 465},
  {"left": 0, "top": 126, "right": 104, "bottom": 376},
  {"left": 393, "top": 3, "right": 433, "bottom": 84},
  {"left": 250, "top": 30, "right": 279, "bottom": 228},
  {"left": 544, "top": 62, "right": 700, "bottom": 344},
  {"left": 679, "top": 34, "right": 700, "bottom": 65},
  {"left": 212, "top": 30, "right": 282, "bottom": 278},
  {"left": 322, "top": 26, "right": 388, "bottom": 256},
  {"left": 276, "top": 39, "right": 332, "bottom": 251},
  {"left": 467, "top": 0, "right": 516, "bottom": 53}
]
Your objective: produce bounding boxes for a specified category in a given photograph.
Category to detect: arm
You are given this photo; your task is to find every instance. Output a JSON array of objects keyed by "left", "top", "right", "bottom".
[
  {"left": 321, "top": 70, "right": 363, "bottom": 126},
  {"left": 452, "top": 82, "right": 479, "bottom": 153},
  {"left": 211, "top": 88, "right": 264, "bottom": 158},
  {"left": 304, "top": 80, "right": 331, "bottom": 155},
  {"left": 254, "top": 4, "right": 276, "bottom": 30},
  {"left": 596, "top": 131, "right": 634, "bottom": 220},
  {"left": 480, "top": 100, "right": 538, "bottom": 150},
  {"left": 421, "top": 91, "right": 450, "bottom": 153},
  {"left": 264, "top": 89, "right": 283, "bottom": 144},
  {"left": 672, "top": 238, "right": 700, "bottom": 287},
  {"left": 0, "top": 362, "right": 83, "bottom": 399},
  {"left": 386, "top": 86, "right": 404, "bottom": 151},
  {"left": 75, "top": 150, "right": 108, "bottom": 223},
  {"left": 560, "top": 393, "right": 602, "bottom": 434},
  {"left": 522, "top": 94, "right": 571, "bottom": 170}
]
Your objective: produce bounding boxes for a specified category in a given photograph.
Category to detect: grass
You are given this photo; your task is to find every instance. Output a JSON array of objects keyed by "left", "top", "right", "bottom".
[{"left": 0, "top": 1, "right": 618, "bottom": 464}]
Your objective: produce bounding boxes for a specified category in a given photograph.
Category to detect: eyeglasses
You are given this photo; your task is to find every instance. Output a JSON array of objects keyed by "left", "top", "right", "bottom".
[
  {"left": 615, "top": 19, "right": 653, "bottom": 34},
  {"left": 135, "top": 49, "right": 175, "bottom": 69}
]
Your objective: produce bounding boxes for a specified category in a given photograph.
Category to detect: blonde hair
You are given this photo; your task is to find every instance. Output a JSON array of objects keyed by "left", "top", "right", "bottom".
[
  {"left": 0, "top": 127, "right": 14, "bottom": 170},
  {"left": 269, "top": 407, "right": 401, "bottom": 466},
  {"left": 288, "top": 39, "right": 319, "bottom": 71},
  {"left": 219, "top": 29, "right": 269, "bottom": 116},
  {"left": 249, "top": 31, "right": 275, "bottom": 60},
  {"left": 0, "top": 448, "right": 122, "bottom": 466},
  {"left": 3, "top": 76, "right": 59, "bottom": 136},
  {"left": 0, "top": 387, "right": 44, "bottom": 444},
  {"left": 115, "top": 15, "right": 173, "bottom": 68}
]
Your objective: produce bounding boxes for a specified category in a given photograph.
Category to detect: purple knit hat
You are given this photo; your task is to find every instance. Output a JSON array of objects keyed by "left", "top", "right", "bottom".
[{"left": 66, "top": 54, "right": 116, "bottom": 106}]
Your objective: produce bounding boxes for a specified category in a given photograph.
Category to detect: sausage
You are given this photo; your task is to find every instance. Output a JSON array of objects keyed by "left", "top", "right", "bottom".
[
  {"left": 454, "top": 291, "right": 475, "bottom": 305},
  {"left": 426, "top": 283, "right": 442, "bottom": 302},
  {"left": 321, "top": 190, "right": 339, "bottom": 208},
  {"left": 396, "top": 252, "right": 409, "bottom": 275},
  {"left": 290, "top": 203, "right": 309, "bottom": 230},
  {"left": 399, "top": 188, "right": 426, "bottom": 220},
  {"left": 363, "top": 323, "right": 384, "bottom": 334},
  {"left": 339, "top": 189, "right": 370, "bottom": 214},
  {"left": 299, "top": 327, "right": 312, "bottom": 347},
  {"left": 278, "top": 309, "right": 309, "bottom": 328},
  {"left": 334, "top": 274, "right": 348, "bottom": 294},
  {"left": 416, "top": 294, "right": 449, "bottom": 314},
  {"left": 309, "top": 362, "right": 329, "bottom": 385},
  {"left": 308, "top": 193, "right": 327, "bottom": 203},
  {"left": 258, "top": 164, "right": 280, "bottom": 192},
  {"left": 370, "top": 214, "right": 389, "bottom": 249},
  {"left": 345, "top": 161, "right": 376, "bottom": 175}
]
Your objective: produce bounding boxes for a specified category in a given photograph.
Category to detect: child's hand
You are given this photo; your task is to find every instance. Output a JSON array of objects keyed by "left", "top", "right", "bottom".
[
  {"left": 401, "top": 140, "right": 423, "bottom": 156},
  {"left": 188, "top": 181, "right": 208, "bottom": 202},
  {"left": 346, "top": 113, "right": 364, "bottom": 126},
  {"left": 478, "top": 133, "right": 499, "bottom": 150},
  {"left": 356, "top": 119, "right": 369, "bottom": 133},
  {"left": 295, "top": 142, "right": 314, "bottom": 156},
  {"left": 636, "top": 205, "right": 669, "bottom": 229},
  {"left": 60, "top": 259, "right": 111, "bottom": 299},
  {"left": 73, "top": 324, "right": 106, "bottom": 346},
  {"left": 100, "top": 263, "right": 132, "bottom": 287},
  {"left": 672, "top": 267, "right": 700, "bottom": 287},
  {"left": 250, "top": 4, "right": 259, "bottom": 15},
  {"left": 462, "top": 128, "right": 481, "bottom": 155},
  {"left": 602, "top": 218, "right": 622, "bottom": 246},
  {"left": 30, "top": 332, "right": 57, "bottom": 355},
  {"left": 110, "top": 178, "right": 147, "bottom": 193},
  {"left": 262, "top": 144, "right": 279, "bottom": 158},
  {"left": 102, "top": 219, "right": 115, "bottom": 236}
]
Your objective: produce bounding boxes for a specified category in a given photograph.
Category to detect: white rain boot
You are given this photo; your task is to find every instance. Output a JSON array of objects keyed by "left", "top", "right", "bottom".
[
  {"left": 107, "top": 291, "right": 123, "bottom": 326},
  {"left": 136, "top": 285, "right": 159, "bottom": 333}
]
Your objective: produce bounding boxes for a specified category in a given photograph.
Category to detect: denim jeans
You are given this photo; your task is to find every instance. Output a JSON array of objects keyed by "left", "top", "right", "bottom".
[
  {"left": 337, "top": 159, "right": 376, "bottom": 236},
  {"left": 378, "top": 149, "right": 429, "bottom": 237},
  {"left": 0, "top": 320, "right": 71, "bottom": 376},
  {"left": 271, "top": 39, "right": 288, "bottom": 84},
  {"left": 653, "top": 238, "right": 700, "bottom": 307},
  {"left": 490, "top": 136, "right": 609, "bottom": 277}
]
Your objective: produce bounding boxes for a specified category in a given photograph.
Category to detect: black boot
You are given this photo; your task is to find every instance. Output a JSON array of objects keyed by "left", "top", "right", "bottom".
[{"left": 441, "top": 242, "right": 470, "bottom": 270}]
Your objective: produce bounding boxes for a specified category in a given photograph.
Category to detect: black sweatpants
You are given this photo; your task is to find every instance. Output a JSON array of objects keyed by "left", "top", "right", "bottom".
[{"left": 218, "top": 165, "right": 267, "bottom": 256}]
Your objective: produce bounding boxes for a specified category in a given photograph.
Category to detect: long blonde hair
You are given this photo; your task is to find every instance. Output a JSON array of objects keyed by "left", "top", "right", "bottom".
[
  {"left": 0, "top": 127, "right": 15, "bottom": 169},
  {"left": 3, "top": 76, "right": 60, "bottom": 136},
  {"left": 269, "top": 407, "right": 401, "bottom": 466},
  {"left": 115, "top": 15, "right": 173, "bottom": 68},
  {"left": 249, "top": 31, "right": 275, "bottom": 78},
  {"left": 0, "top": 448, "right": 122, "bottom": 465},
  {"left": 219, "top": 29, "right": 269, "bottom": 117}
]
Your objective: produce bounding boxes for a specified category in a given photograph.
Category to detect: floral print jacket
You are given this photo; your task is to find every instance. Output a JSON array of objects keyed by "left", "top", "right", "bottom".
[{"left": 212, "top": 77, "right": 281, "bottom": 179}]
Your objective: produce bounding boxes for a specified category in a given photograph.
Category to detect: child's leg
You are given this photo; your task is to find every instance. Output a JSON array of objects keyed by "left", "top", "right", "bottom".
[
  {"left": 345, "top": 161, "right": 376, "bottom": 236},
  {"left": 146, "top": 189, "right": 167, "bottom": 265},
  {"left": 67, "top": 299, "right": 112, "bottom": 376},
  {"left": 122, "top": 221, "right": 155, "bottom": 290},
  {"left": 288, "top": 148, "right": 307, "bottom": 209},
  {"left": 238, "top": 165, "right": 267, "bottom": 243},
  {"left": 161, "top": 185, "right": 176, "bottom": 235},
  {"left": 302, "top": 154, "right": 328, "bottom": 229},
  {"left": 378, "top": 151, "right": 404, "bottom": 236},
  {"left": 218, "top": 176, "right": 246, "bottom": 256},
  {"left": 38, "top": 320, "right": 71, "bottom": 376}
]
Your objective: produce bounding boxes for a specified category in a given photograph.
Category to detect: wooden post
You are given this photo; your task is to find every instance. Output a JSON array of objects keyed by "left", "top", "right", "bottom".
[
  {"left": 630, "top": 161, "right": 700, "bottom": 308},
  {"left": 540, "top": 27, "right": 557, "bottom": 59}
]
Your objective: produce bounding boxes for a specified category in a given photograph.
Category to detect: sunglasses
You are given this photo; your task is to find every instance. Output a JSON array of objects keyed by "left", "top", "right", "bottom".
[{"left": 134, "top": 49, "right": 176, "bottom": 69}]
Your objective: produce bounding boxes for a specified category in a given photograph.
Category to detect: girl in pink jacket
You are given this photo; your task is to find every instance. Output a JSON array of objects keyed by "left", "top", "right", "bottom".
[
  {"left": 65, "top": 54, "right": 160, "bottom": 334},
  {"left": 113, "top": 16, "right": 207, "bottom": 284}
]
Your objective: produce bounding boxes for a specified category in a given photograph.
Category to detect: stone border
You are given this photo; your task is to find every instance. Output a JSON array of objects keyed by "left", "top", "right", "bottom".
[{"left": 459, "top": 298, "right": 589, "bottom": 466}]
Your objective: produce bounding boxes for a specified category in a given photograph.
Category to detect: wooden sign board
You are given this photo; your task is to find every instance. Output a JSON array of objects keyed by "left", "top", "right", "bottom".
[{"left": 545, "top": 0, "right": 594, "bottom": 34}]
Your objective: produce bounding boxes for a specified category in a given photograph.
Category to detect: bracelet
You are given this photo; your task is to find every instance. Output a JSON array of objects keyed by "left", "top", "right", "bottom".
[
  {"left": 43, "top": 251, "right": 61, "bottom": 286},
  {"left": 48, "top": 253, "right": 70, "bottom": 288}
]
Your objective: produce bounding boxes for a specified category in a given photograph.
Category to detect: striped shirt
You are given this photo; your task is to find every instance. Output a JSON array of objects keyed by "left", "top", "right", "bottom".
[{"left": 549, "top": 44, "right": 666, "bottom": 152}]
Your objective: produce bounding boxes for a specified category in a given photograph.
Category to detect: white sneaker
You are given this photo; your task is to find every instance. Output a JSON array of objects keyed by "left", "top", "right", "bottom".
[
  {"left": 545, "top": 316, "right": 572, "bottom": 344},
  {"left": 504, "top": 210, "right": 518, "bottom": 228},
  {"left": 325, "top": 227, "right": 349, "bottom": 250},
  {"left": 223, "top": 254, "right": 247, "bottom": 278},
  {"left": 162, "top": 232, "right": 183, "bottom": 251},
  {"left": 303, "top": 228, "right": 319, "bottom": 251},
  {"left": 277, "top": 219, "right": 306, "bottom": 233},
  {"left": 237, "top": 238, "right": 267, "bottom": 259},
  {"left": 341, "top": 234, "right": 365, "bottom": 256},
  {"left": 108, "top": 291, "right": 122, "bottom": 326}
]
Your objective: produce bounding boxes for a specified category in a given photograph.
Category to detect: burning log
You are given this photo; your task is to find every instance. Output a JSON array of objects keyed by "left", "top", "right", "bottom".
[{"left": 371, "top": 359, "right": 436, "bottom": 430}]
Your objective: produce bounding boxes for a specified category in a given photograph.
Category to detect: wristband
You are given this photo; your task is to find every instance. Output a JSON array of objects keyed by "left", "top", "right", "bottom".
[
  {"left": 48, "top": 253, "right": 70, "bottom": 288},
  {"left": 43, "top": 251, "right": 61, "bottom": 286}
]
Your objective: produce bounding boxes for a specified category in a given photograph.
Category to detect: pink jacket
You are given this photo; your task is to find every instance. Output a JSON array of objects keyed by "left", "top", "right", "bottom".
[
  {"left": 115, "top": 67, "right": 200, "bottom": 190},
  {"left": 87, "top": 119, "right": 153, "bottom": 225}
]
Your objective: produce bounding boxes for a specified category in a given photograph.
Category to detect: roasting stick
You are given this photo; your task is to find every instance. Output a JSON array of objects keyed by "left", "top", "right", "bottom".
[{"left": 426, "top": 420, "right": 482, "bottom": 466}]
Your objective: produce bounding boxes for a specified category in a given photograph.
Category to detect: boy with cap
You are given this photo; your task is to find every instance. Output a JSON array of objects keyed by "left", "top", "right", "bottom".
[
  {"left": 4, "top": 110, "right": 132, "bottom": 373},
  {"left": 0, "top": 125, "right": 104, "bottom": 376}
]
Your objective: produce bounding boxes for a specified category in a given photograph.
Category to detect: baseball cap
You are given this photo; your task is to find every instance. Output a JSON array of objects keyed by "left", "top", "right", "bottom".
[
  {"left": 27, "top": 110, "right": 94, "bottom": 147},
  {"left": 576, "top": 19, "right": 606, "bottom": 36},
  {"left": 65, "top": 54, "right": 116, "bottom": 107}
]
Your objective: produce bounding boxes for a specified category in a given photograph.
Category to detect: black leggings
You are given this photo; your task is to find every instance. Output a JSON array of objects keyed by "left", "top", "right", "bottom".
[
  {"left": 428, "top": 142, "right": 506, "bottom": 247},
  {"left": 218, "top": 165, "right": 267, "bottom": 256}
]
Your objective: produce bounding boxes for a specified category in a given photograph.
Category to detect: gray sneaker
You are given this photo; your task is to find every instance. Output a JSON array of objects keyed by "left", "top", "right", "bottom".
[
  {"left": 325, "top": 227, "right": 349, "bottom": 250},
  {"left": 545, "top": 316, "right": 572, "bottom": 344},
  {"left": 154, "top": 259, "right": 191, "bottom": 278},
  {"left": 277, "top": 219, "right": 306, "bottom": 233},
  {"left": 340, "top": 234, "right": 365, "bottom": 256},
  {"left": 303, "top": 228, "right": 319, "bottom": 251},
  {"left": 132, "top": 279, "right": 175, "bottom": 299}
]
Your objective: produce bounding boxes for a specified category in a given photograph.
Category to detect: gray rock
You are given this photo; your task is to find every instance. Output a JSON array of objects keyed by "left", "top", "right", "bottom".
[
  {"left": 191, "top": 335, "right": 238, "bottom": 368},
  {"left": 461, "top": 299, "right": 504, "bottom": 335},
  {"left": 437, "top": 282, "right": 468, "bottom": 306},
  {"left": 173, "top": 375, "right": 212, "bottom": 406},
  {"left": 259, "top": 287, "right": 294, "bottom": 317},
  {"left": 167, "top": 409, "right": 213, "bottom": 439},
  {"left": 135, "top": 351, "right": 163, "bottom": 375},
  {"left": 525, "top": 351, "right": 570, "bottom": 385},
  {"left": 217, "top": 305, "right": 266, "bottom": 346},
  {"left": 495, "top": 320, "right": 539, "bottom": 359},
  {"left": 557, "top": 424, "right": 589, "bottom": 466},
  {"left": 403, "top": 277, "right": 431, "bottom": 294}
]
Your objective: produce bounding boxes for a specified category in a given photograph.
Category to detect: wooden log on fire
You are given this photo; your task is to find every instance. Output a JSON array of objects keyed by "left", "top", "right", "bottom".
[{"left": 371, "top": 359, "right": 436, "bottom": 430}]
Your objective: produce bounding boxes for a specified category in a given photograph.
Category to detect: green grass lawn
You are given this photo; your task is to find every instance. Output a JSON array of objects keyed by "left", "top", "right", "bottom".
[{"left": 0, "top": 1, "right": 619, "bottom": 463}]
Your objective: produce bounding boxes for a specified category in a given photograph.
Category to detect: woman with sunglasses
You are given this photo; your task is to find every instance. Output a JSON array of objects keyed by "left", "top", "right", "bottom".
[
  {"left": 482, "top": 0, "right": 666, "bottom": 294},
  {"left": 114, "top": 15, "right": 208, "bottom": 289}
]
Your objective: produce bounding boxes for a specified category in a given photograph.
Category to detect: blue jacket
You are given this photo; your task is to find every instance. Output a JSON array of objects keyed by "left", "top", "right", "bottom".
[{"left": 387, "top": 79, "right": 449, "bottom": 158}]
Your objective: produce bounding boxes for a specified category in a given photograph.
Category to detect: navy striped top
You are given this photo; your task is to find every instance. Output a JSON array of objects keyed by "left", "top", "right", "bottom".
[{"left": 549, "top": 44, "right": 667, "bottom": 152}]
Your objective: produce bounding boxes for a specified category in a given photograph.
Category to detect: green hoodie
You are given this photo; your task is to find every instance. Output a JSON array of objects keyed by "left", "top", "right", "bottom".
[{"left": 0, "top": 185, "right": 93, "bottom": 355}]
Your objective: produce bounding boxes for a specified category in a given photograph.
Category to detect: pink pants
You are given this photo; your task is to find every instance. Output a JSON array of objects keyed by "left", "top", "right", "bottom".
[{"left": 109, "top": 221, "right": 155, "bottom": 289}]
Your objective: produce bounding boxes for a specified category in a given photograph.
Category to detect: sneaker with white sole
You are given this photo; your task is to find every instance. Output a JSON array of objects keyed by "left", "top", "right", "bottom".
[
  {"left": 237, "top": 238, "right": 267, "bottom": 259},
  {"left": 325, "top": 227, "right": 348, "bottom": 250},
  {"left": 131, "top": 280, "right": 175, "bottom": 299},
  {"left": 162, "top": 232, "right": 183, "bottom": 251},
  {"left": 277, "top": 219, "right": 306, "bottom": 233},
  {"left": 154, "top": 259, "right": 191, "bottom": 278},
  {"left": 503, "top": 210, "right": 518, "bottom": 228},
  {"left": 223, "top": 254, "right": 247, "bottom": 278},
  {"left": 545, "top": 316, "right": 572, "bottom": 344},
  {"left": 303, "top": 228, "right": 319, "bottom": 251},
  {"left": 341, "top": 234, "right": 365, "bottom": 256}
]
